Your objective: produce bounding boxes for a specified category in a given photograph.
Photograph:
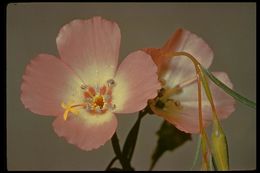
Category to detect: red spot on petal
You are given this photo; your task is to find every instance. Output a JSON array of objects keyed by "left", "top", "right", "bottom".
[
  {"left": 84, "top": 92, "right": 91, "bottom": 98},
  {"left": 84, "top": 86, "right": 96, "bottom": 98},
  {"left": 88, "top": 87, "right": 96, "bottom": 96},
  {"left": 100, "top": 85, "right": 106, "bottom": 95}
]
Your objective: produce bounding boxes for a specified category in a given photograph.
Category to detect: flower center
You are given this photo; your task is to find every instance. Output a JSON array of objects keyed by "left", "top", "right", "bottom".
[
  {"left": 94, "top": 95, "right": 104, "bottom": 108},
  {"left": 153, "top": 87, "right": 183, "bottom": 112},
  {"left": 83, "top": 83, "right": 114, "bottom": 114},
  {"left": 61, "top": 79, "right": 116, "bottom": 120}
]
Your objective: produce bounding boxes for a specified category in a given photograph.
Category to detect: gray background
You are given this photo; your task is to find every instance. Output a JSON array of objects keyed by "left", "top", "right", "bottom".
[{"left": 7, "top": 3, "right": 256, "bottom": 171}]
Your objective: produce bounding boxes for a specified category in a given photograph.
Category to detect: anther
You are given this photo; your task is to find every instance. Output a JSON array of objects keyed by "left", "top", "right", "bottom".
[
  {"left": 81, "top": 84, "right": 88, "bottom": 90},
  {"left": 155, "top": 99, "right": 165, "bottom": 109},
  {"left": 109, "top": 104, "right": 116, "bottom": 110},
  {"left": 107, "top": 79, "right": 116, "bottom": 87},
  {"left": 158, "top": 88, "right": 166, "bottom": 97}
]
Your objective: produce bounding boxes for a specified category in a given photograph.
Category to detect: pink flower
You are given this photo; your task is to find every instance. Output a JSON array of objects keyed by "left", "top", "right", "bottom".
[
  {"left": 21, "top": 16, "right": 160, "bottom": 151},
  {"left": 143, "top": 28, "right": 235, "bottom": 133}
]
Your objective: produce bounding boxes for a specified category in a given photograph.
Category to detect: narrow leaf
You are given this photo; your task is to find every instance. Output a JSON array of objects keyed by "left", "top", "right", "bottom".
[
  {"left": 105, "top": 156, "right": 117, "bottom": 171},
  {"left": 202, "top": 67, "right": 256, "bottom": 109},
  {"left": 150, "top": 120, "right": 192, "bottom": 170},
  {"left": 190, "top": 136, "right": 201, "bottom": 170},
  {"left": 111, "top": 133, "right": 133, "bottom": 170},
  {"left": 122, "top": 113, "right": 142, "bottom": 162}
]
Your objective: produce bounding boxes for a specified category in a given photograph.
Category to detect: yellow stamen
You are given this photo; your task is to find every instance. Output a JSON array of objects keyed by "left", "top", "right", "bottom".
[
  {"left": 61, "top": 102, "right": 81, "bottom": 120},
  {"left": 63, "top": 109, "right": 70, "bottom": 121}
]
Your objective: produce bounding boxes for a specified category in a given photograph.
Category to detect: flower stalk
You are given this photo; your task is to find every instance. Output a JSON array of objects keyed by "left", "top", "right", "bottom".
[
  {"left": 164, "top": 51, "right": 229, "bottom": 170},
  {"left": 107, "top": 107, "right": 150, "bottom": 170},
  {"left": 111, "top": 132, "right": 134, "bottom": 170}
]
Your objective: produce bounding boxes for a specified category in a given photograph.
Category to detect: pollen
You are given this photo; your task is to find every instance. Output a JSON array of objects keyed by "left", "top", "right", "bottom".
[
  {"left": 84, "top": 84, "right": 113, "bottom": 114},
  {"left": 93, "top": 95, "right": 104, "bottom": 108},
  {"left": 61, "top": 79, "right": 116, "bottom": 120}
]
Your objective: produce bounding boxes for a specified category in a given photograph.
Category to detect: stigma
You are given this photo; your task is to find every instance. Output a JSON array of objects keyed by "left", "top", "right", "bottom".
[{"left": 61, "top": 79, "right": 116, "bottom": 120}]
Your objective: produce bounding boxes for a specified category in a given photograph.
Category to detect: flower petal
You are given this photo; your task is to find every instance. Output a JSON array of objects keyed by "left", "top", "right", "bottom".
[
  {"left": 56, "top": 16, "right": 121, "bottom": 87},
  {"left": 151, "top": 105, "right": 209, "bottom": 134},
  {"left": 142, "top": 48, "right": 169, "bottom": 77},
  {"left": 52, "top": 111, "right": 117, "bottom": 151},
  {"left": 157, "top": 72, "right": 235, "bottom": 133},
  {"left": 112, "top": 51, "right": 161, "bottom": 113},
  {"left": 21, "top": 54, "right": 83, "bottom": 116},
  {"left": 159, "top": 28, "right": 214, "bottom": 88}
]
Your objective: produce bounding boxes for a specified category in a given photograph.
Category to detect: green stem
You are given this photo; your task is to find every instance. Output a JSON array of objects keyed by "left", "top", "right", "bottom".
[
  {"left": 105, "top": 156, "right": 117, "bottom": 171},
  {"left": 122, "top": 107, "right": 149, "bottom": 163},
  {"left": 111, "top": 132, "right": 133, "bottom": 170},
  {"left": 190, "top": 135, "right": 201, "bottom": 170},
  {"left": 108, "top": 106, "right": 150, "bottom": 171}
]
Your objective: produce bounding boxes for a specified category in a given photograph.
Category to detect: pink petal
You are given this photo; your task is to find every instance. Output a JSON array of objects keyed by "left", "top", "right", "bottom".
[
  {"left": 159, "top": 72, "right": 235, "bottom": 133},
  {"left": 112, "top": 51, "right": 161, "bottom": 113},
  {"left": 52, "top": 111, "right": 117, "bottom": 151},
  {"left": 162, "top": 28, "right": 214, "bottom": 88},
  {"left": 56, "top": 16, "right": 121, "bottom": 86},
  {"left": 142, "top": 48, "right": 169, "bottom": 77},
  {"left": 21, "top": 54, "right": 83, "bottom": 116},
  {"left": 153, "top": 107, "right": 210, "bottom": 134}
]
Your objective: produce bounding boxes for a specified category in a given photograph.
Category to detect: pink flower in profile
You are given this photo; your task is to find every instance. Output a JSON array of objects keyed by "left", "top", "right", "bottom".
[
  {"left": 143, "top": 28, "right": 235, "bottom": 133},
  {"left": 21, "top": 16, "right": 160, "bottom": 151}
]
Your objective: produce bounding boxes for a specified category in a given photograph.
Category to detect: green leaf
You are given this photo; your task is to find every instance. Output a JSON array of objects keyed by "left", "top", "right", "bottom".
[
  {"left": 122, "top": 116, "right": 141, "bottom": 162},
  {"left": 122, "top": 109, "right": 147, "bottom": 163},
  {"left": 190, "top": 136, "right": 201, "bottom": 170},
  {"left": 202, "top": 67, "right": 256, "bottom": 109},
  {"left": 111, "top": 133, "right": 133, "bottom": 171},
  {"left": 150, "top": 120, "right": 192, "bottom": 170},
  {"left": 122, "top": 114, "right": 142, "bottom": 162}
]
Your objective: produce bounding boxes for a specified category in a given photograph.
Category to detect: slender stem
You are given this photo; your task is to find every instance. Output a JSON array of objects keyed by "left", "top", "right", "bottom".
[
  {"left": 122, "top": 107, "right": 149, "bottom": 163},
  {"left": 105, "top": 156, "right": 117, "bottom": 171},
  {"left": 111, "top": 132, "right": 132, "bottom": 170},
  {"left": 149, "top": 163, "right": 154, "bottom": 171},
  {"left": 107, "top": 107, "right": 149, "bottom": 171},
  {"left": 197, "top": 69, "right": 210, "bottom": 170},
  {"left": 164, "top": 51, "right": 213, "bottom": 170},
  {"left": 196, "top": 72, "right": 204, "bottom": 135},
  {"left": 127, "top": 109, "right": 148, "bottom": 160},
  {"left": 190, "top": 135, "right": 201, "bottom": 170}
]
